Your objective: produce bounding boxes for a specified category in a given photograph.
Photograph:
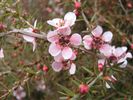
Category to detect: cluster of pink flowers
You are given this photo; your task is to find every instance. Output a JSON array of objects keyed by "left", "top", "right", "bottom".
[
  {"left": 83, "top": 25, "right": 132, "bottom": 70},
  {"left": 47, "top": 12, "right": 82, "bottom": 74},
  {"left": 47, "top": 14, "right": 132, "bottom": 74}
]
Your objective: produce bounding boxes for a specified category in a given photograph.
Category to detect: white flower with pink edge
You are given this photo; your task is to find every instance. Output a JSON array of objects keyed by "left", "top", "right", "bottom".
[
  {"left": 47, "top": 27, "right": 82, "bottom": 60},
  {"left": 99, "top": 46, "right": 132, "bottom": 68},
  {"left": 47, "top": 12, "right": 76, "bottom": 28},
  {"left": 83, "top": 25, "right": 113, "bottom": 51},
  {"left": 52, "top": 52, "right": 77, "bottom": 75}
]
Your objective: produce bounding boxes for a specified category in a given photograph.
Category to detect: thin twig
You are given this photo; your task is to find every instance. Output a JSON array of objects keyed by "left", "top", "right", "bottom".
[
  {"left": 0, "top": 29, "right": 47, "bottom": 40},
  {"left": 81, "top": 11, "right": 91, "bottom": 30},
  {"left": 119, "top": 0, "right": 128, "bottom": 15}
]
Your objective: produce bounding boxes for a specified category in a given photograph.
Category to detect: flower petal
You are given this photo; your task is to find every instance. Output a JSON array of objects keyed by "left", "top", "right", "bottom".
[
  {"left": 92, "top": 25, "right": 103, "bottom": 37},
  {"left": 98, "top": 59, "right": 105, "bottom": 66},
  {"left": 49, "top": 43, "right": 61, "bottom": 56},
  {"left": 119, "top": 60, "right": 127, "bottom": 68},
  {"left": 113, "top": 47, "right": 127, "bottom": 57},
  {"left": 69, "top": 63, "right": 76, "bottom": 75},
  {"left": 54, "top": 53, "right": 64, "bottom": 62},
  {"left": 52, "top": 61, "right": 63, "bottom": 72},
  {"left": 0, "top": 48, "right": 4, "bottom": 59},
  {"left": 23, "top": 35, "right": 36, "bottom": 51},
  {"left": 47, "top": 31, "right": 59, "bottom": 43},
  {"left": 98, "top": 59, "right": 105, "bottom": 71},
  {"left": 62, "top": 47, "right": 73, "bottom": 59},
  {"left": 23, "top": 35, "right": 35, "bottom": 43},
  {"left": 32, "top": 40, "right": 36, "bottom": 52},
  {"left": 70, "top": 52, "right": 76, "bottom": 60},
  {"left": 34, "top": 20, "right": 37, "bottom": 28},
  {"left": 47, "top": 18, "right": 61, "bottom": 27},
  {"left": 100, "top": 44, "right": 112, "bottom": 57},
  {"left": 23, "top": 28, "right": 33, "bottom": 33},
  {"left": 111, "top": 75, "right": 117, "bottom": 81},
  {"left": 64, "top": 12, "right": 76, "bottom": 26},
  {"left": 118, "top": 52, "right": 132, "bottom": 63},
  {"left": 126, "top": 52, "right": 132, "bottom": 58},
  {"left": 20, "top": 91, "right": 26, "bottom": 98},
  {"left": 106, "top": 82, "right": 111, "bottom": 89},
  {"left": 102, "top": 31, "right": 113, "bottom": 42},
  {"left": 83, "top": 35, "right": 93, "bottom": 50},
  {"left": 56, "top": 26, "right": 71, "bottom": 35},
  {"left": 70, "top": 33, "right": 82, "bottom": 46}
]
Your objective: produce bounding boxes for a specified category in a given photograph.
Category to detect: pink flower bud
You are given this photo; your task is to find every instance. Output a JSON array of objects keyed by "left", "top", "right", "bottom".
[
  {"left": 130, "top": 44, "right": 133, "bottom": 49},
  {"left": 74, "top": 1, "right": 81, "bottom": 9},
  {"left": 37, "top": 63, "right": 41, "bottom": 70},
  {"left": 98, "top": 63, "right": 103, "bottom": 71},
  {"left": 0, "top": 23, "right": 6, "bottom": 31},
  {"left": 79, "top": 84, "right": 89, "bottom": 94},
  {"left": 127, "top": 2, "right": 132, "bottom": 8},
  {"left": 43, "top": 65, "right": 49, "bottom": 72},
  {"left": 74, "top": 9, "right": 80, "bottom": 16},
  {"left": 32, "top": 29, "right": 40, "bottom": 33}
]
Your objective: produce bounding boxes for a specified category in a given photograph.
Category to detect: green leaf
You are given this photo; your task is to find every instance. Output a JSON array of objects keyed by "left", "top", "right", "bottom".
[
  {"left": 58, "top": 91, "right": 68, "bottom": 96},
  {"left": 57, "top": 83, "right": 75, "bottom": 97},
  {"left": 82, "top": 66, "right": 93, "bottom": 75},
  {"left": 71, "top": 79, "right": 80, "bottom": 86}
]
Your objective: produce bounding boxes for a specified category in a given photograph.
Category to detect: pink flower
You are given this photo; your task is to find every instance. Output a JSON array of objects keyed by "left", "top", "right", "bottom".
[
  {"left": 23, "top": 28, "right": 36, "bottom": 52},
  {"left": 0, "top": 48, "right": 4, "bottom": 59},
  {"left": 52, "top": 61, "right": 76, "bottom": 75},
  {"left": 98, "top": 59, "right": 105, "bottom": 71},
  {"left": 83, "top": 25, "right": 113, "bottom": 51},
  {"left": 22, "top": 20, "right": 38, "bottom": 52},
  {"left": 74, "top": 1, "right": 81, "bottom": 9},
  {"left": 111, "top": 46, "right": 132, "bottom": 68},
  {"left": 100, "top": 46, "right": 132, "bottom": 68},
  {"left": 99, "top": 44, "right": 113, "bottom": 57},
  {"left": 47, "top": 12, "right": 76, "bottom": 28},
  {"left": 47, "top": 27, "right": 82, "bottom": 60},
  {"left": 52, "top": 52, "right": 77, "bottom": 75},
  {"left": 36, "top": 80, "right": 46, "bottom": 91},
  {"left": 79, "top": 84, "right": 89, "bottom": 94},
  {"left": 13, "top": 86, "right": 26, "bottom": 100}
]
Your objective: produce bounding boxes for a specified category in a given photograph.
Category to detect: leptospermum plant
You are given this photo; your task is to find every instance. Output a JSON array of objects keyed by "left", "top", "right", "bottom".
[{"left": 1, "top": 1, "right": 133, "bottom": 98}]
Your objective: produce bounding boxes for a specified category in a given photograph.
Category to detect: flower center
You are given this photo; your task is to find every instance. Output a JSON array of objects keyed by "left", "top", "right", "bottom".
[
  {"left": 62, "top": 61, "right": 70, "bottom": 70},
  {"left": 109, "top": 52, "right": 126, "bottom": 63},
  {"left": 92, "top": 36, "right": 104, "bottom": 49},
  {"left": 109, "top": 56, "right": 117, "bottom": 61},
  {"left": 56, "top": 19, "right": 65, "bottom": 27},
  {"left": 59, "top": 36, "right": 70, "bottom": 46},
  {"left": 117, "top": 52, "right": 126, "bottom": 60}
]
